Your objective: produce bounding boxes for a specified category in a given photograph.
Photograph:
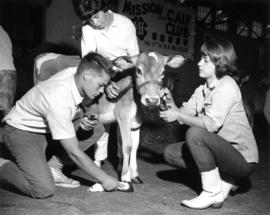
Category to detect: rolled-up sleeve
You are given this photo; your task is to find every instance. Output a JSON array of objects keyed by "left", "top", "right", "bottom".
[
  {"left": 127, "top": 22, "right": 139, "bottom": 56},
  {"left": 202, "top": 84, "right": 235, "bottom": 132},
  {"left": 81, "top": 26, "right": 96, "bottom": 58},
  {"left": 180, "top": 86, "right": 203, "bottom": 116},
  {"left": 46, "top": 103, "right": 76, "bottom": 140}
]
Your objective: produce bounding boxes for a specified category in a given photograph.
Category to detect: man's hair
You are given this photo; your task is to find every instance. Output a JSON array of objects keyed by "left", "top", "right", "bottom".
[
  {"left": 77, "top": 52, "right": 113, "bottom": 77},
  {"left": 200, "top": 38, "right": 239, "bottom": 79},
  {"left": 72, "top": 0, "right": 108, "bottom": 21}
]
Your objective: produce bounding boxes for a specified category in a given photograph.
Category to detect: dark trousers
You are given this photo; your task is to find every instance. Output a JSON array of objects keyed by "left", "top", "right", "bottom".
[
  {"left": 0, "top": 122, "right": 104, "bottom": 199},
  {"left": 164, "top": 126, "right": 256, "bottom": 180}
]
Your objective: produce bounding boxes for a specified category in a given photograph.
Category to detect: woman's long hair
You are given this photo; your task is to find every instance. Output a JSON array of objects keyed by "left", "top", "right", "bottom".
[{"left": 201, "top": 38, "right": 240, "bottom": 79}]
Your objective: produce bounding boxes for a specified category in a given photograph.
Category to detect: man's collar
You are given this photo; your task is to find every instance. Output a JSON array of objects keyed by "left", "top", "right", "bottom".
[
  {"left": 70, "top": 75, "right": 83, "bottom": 106},
  {"left": 108, "top": 10, "right": 117, "bottom": 27}
]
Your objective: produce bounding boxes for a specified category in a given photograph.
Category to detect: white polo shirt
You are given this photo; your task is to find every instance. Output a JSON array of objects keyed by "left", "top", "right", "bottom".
[
  {"left": 0, "top": 26, "right": 15, "bottom": 71},
  {"left": 4, "top": 67, "right": 83, "bottom": 140},
  {"left": 180, "top": 75, "right": 258, "bottom": 163},
  {"left": 81, "top": 10, "right": 139, "bottom": 60}
]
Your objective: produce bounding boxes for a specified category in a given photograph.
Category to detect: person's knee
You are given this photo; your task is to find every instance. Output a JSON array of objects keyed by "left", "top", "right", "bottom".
[
  {"left": 163, "top": 145, "right": 173, "bottom": 164},
  {"left": 163, "top": 143, "right": 179, "bottom": 165},
  {"left": 185, "top": 126, "right": 205, "bottom": 146},
  {"left": 164, "top": 142, "right": 189, "bottom": 169},
  {"left": 29, "top": 181, "right": 55, "bottom": 199}
]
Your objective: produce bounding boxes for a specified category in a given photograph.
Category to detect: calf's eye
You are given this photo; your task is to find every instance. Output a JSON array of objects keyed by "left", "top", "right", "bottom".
[{"left": 137, "top": 68, "right": 143, "bottom": 75}]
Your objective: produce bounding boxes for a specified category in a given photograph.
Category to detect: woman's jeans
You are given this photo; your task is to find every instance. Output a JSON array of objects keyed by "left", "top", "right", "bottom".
[
  {"left": 0, "top": 122, "right": 104, "bottom": 199},
  {"left": 164, "top": 126, "right": 256, "bottom": 180}
]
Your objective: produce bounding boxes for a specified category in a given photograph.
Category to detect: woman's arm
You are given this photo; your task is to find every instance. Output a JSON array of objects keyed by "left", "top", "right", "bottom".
[
  {"left": 160, "top": 81, "right": 237, "bottom": 131},
  {"left": 159, "top": 107, "right": 205, "bottom": 128}
]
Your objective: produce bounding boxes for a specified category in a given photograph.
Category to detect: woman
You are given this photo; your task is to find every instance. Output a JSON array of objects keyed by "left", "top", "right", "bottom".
[{"left": 160, "top": 38, "right": 258, "bottom": 209}]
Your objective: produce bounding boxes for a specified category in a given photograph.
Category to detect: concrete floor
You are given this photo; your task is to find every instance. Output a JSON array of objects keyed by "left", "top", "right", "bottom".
[{"left": 0, "top": 114, "right": 269, "bottom": 215}]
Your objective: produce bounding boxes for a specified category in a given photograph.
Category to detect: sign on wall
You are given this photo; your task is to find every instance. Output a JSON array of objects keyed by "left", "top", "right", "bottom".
[{"left": 119, "top": 0, "right": 196, "bottom": 59}]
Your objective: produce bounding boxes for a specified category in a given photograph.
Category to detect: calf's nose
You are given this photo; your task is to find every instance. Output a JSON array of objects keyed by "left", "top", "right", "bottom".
[{"left": 145, "top": 97, "right": 159, "bottom": 106}]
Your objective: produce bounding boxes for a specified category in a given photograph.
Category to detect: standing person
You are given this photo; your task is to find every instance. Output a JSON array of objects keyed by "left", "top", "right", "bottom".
[
  {"left": 160, "top": 38, "right": 258, "bottom": 209},
  {"left": 264, "top": 87, "right": 270, "bottom": 125},
  {"left": 262, "top": 77, "right": 270, "bottom": 145},
  {"left": 72, "top": 0, "right": 139, "bottom": 167},
  {"left": 0, "top": 53, "right": 119, "bottom": 198},
  {"left": 0, "top": 26, "right": 17, "bottom": 121},
  {"left": 262, "top": 76, "right": 270, "bottom": 125}
]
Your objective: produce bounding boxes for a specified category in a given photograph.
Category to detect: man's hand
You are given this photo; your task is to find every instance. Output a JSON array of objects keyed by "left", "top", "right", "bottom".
[
  {"left": 80, "top": 116, "right": 98, "bottom": 131},
  {"left": 112, "top": 56, "right": 134, "bottom": 72},
  {"left": 100, "top": 174, "right": 119, "bottom": 191},
  {"left": 105, "top": 81, "right": 119, "bottom": 99},
  {"left": 60, "top": 137, "right": 119, "bottom": 191}
]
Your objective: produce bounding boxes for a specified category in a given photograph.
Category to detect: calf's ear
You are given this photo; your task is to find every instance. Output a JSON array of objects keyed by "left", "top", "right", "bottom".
[{"left": 164, "top": 55, "right": 185, "bottom": 68}]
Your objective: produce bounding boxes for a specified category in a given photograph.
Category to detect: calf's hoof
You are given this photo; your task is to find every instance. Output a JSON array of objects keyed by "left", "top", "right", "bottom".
[
  {"left": 118, "top": 182, "right": 134, "bottom": 192},
  {"left": 131, "top": 177, "right": 143, "bottom": 184}
]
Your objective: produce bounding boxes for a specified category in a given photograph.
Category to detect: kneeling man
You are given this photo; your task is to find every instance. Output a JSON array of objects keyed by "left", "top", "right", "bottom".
[{"left": 0, "top": 52, "right": 118, "bottom": 198}]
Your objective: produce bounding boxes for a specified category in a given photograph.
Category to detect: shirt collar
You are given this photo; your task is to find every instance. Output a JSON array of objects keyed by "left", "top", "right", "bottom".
[
  {"left": 108, "top": 10, "right": 117, "bottom": 27},
  {"left": 205, "top": 78, "right": 219, "bottom": 91},
  {"left": 70, "top": 75, "right": 83, "bottom": 106},
  {"left": 202, "top": 79, "right": 218, "bottom": 98}
]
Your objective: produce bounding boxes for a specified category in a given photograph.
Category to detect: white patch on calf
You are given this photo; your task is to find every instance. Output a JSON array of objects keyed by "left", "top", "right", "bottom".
[
  {"left": 148, "top": 52, "right": 158, "bottom": 64},
  {"left": 36, "top": 53, "right": 60, "bottom": 74}
]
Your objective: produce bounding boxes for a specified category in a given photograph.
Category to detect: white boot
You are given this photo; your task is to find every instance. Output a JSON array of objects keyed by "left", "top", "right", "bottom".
[
  {"left": 222, "top": 180, "right": 238, "bottom": 200},
  {"left": 181, "top": 167, "right": 224, "bottom": 209}
]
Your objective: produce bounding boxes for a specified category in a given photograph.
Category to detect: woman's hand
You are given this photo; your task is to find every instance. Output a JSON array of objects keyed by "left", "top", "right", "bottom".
[
  {"left": 159, "top": 108, "right": 181, "bottom": 123},
  {"left": 160, "top": 88, "right": 178, "bottom": 110},
  {"left": 105, "top": 81, "right": 119, "bottom": 99}
]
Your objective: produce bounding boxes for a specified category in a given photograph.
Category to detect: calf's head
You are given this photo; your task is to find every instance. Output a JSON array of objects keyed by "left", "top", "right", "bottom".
[{"left": 116, "top": 51, "right": 185, "bottom": 107}]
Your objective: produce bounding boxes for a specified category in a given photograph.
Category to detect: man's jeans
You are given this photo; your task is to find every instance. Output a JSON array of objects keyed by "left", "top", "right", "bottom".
[
  {"left": 0, "top": 122, "right": 104, "bottom": 199},
  {"left": 164, "top": 126, "right": 256, "bottom": 180}
]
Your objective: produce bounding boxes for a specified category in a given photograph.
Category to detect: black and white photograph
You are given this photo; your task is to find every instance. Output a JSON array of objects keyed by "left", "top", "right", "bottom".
[{"left": 0, "top": 0, "right": 269, "bottom": 214}]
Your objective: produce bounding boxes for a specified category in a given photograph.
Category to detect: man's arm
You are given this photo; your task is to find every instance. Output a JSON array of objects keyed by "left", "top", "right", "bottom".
[
  {"left": 60, "top": 137, "right": 118, "bottom": 190},
  {"left": 127, "top": 21, "right": 139, "bottom": 56}
]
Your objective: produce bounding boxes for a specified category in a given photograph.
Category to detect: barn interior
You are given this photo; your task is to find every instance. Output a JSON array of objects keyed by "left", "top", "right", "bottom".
[{"left": 0, "top": 0, "right": 269, "bottom": 214}]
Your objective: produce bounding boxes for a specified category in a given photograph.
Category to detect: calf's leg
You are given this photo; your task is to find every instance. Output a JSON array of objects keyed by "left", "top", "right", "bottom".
[
  {"left": 129, "top": 128, "right": 143, "bottom": 183},
  {"left": 117, "top": 116, "right": 133, "bottom": 182}
]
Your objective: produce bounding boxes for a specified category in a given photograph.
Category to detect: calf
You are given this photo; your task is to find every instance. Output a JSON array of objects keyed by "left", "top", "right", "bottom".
[{"left": 34, "top": 51, "right": 185, "bottom": 183}]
